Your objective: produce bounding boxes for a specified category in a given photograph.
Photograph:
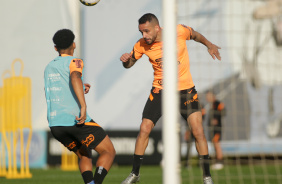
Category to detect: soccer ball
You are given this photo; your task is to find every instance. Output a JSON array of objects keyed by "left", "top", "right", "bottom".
[{"left": 79, "top": 0, "right": 100, "bottom": 6}]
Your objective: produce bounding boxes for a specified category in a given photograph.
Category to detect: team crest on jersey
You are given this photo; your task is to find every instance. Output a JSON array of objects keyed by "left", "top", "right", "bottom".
[
  {"left": 73, "top": 59, "right": 82, "bottom": 68},
  {"left": 157, "top": 79, "right": 163, "bottom": 86}
]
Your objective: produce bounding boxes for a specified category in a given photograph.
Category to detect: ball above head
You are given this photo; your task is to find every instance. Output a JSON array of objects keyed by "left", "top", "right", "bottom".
[{"left": 79, "top": 0, "right": 100, "bottom": 6}]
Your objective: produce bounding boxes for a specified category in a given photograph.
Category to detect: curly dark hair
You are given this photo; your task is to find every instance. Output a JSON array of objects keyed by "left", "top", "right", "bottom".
[
  {"left": 52, "top": 29, "right": 75, "bottom": 51},
  {"left": 138, "top": 13, "right": 159, "bottom": 25}
]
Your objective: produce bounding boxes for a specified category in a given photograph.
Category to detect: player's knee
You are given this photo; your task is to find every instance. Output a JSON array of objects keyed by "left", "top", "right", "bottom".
[
  {"left": 101, "top": 146, "right": 116, "bottom": 160},
  {"left": 139, "top": 123, "right": 152, "bottom": 137},
  {"left": 108, "top": 144, "right": 116, "bottom": 158},
  {"left": 100, "top": 140, "right": 116, "bottom": 158},
  {"left": 139, "top": 119, "right": 154, "bottom": 136},
  {"left": 192, "top": 127, "right": 205, "bottom": 141}
]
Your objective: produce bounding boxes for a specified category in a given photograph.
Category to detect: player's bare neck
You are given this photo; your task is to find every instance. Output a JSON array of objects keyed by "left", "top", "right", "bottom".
[
  {"left": 155, "top": 29, "right": 162, "bottom": 42},
  {"left": 59, "top": 49, "right": 74, "bottom": 57}
]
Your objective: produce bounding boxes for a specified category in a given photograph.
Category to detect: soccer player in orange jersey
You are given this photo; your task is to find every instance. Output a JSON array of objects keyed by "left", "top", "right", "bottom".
[{"left": 120, "top": 13, "right": 221, "bottom": 184}]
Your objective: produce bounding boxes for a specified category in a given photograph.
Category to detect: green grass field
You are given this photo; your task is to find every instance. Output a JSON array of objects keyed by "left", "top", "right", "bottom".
[{"left": 0, "top": 164, "right": 282, "bottom": 184}]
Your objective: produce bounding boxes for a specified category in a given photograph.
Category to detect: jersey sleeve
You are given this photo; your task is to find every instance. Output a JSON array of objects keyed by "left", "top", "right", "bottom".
[
  {"left": 130, "top": 40, "right": 144, "bottom": 60},
  {"left": 178, "top": 24, "right": 193, "bottom": 40},
  {"left": 69, "top": 59, "right": 84, "bottom": 74}
]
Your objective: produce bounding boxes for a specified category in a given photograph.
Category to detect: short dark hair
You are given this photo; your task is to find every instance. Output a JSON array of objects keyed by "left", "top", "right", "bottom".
[
  {"left": 206, "top": 90, "right": 215, "bottom": 95},
  {"left": 52, "top": 29, "right": 75, "bottom": 50},
  {"left": 138, "top": 13, "right": 159, "bottom": 25}
]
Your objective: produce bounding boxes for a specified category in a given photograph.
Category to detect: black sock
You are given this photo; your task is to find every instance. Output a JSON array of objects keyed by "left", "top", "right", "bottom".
[
  {"left": 82, "top": 170, "right": 94, "bottom": 184},
  {"left": 131, "top": 154, "right": 144, "bottom": 175},
  {"left": 199, "top": 155, "right": 211, "bottom": 177},
  {"left": 93, "top": 166, "right": 108, "bottom": 184}
]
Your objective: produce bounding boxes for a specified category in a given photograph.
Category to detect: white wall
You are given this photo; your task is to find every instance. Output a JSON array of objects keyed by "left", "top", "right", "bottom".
[
  {"left": 82, "top": 0, "right": 162, "bottom": 130},
  {"left": 82, "top": 0, "right": 234, "bottom": 130},
  {"left": 0, "top": 0, "right": 80, "bottom": 130}
]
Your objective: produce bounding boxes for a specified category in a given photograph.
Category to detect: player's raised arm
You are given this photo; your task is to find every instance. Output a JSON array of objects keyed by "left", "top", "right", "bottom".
[
  {"left": 71, "top": 71, "right": 87, "bottom": 124},
  {"left": 120, "top": 53, "right": 138, "bottom": 68},
  {"left": 191, "top": 28, "right": 221, "bottom": 61}
]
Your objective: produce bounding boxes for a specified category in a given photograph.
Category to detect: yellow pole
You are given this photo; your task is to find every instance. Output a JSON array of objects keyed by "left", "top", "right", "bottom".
[
  {"left": 72, "top": 152, "right": 78, "bottom": 170},
  {"left": 61, "top": 147, "right": 67, "bottom": 170},
  {"left": 61, "top": 147, "right": 78, "bottom": 171},
  {"left": 0, "top": 85, "right": 6, "bottom": 177},
  {"left": 18, "top": 77, "right": 25, "bottom": 178},
  {"left": 24, "top": 129, "right": 32, "bottom": 178},
  {"left": 19, "top": 129, "right": 24, "bottom": 177},
  {"left": 2, "top": 71, "right": 13, "bottom": 178},
  {"left": 0, "top": 133, "right": 7, "bottom": 177},
  {"left": 11, "top": 77, "right": 19, "bottom": 178},
  {"left": 24, "top": 78, "right": 32, "bottom": 178}
]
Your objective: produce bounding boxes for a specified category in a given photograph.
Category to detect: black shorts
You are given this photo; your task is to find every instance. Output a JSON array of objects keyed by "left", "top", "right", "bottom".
[
  {"left": 142, "top": 86, "right": 201, "bottom": 124},
  {"left": 209, "top": 126, "right": 222, "bottom": 142},
  {"left": 50, "top": 120, "right": 107, "bottom": 152}
]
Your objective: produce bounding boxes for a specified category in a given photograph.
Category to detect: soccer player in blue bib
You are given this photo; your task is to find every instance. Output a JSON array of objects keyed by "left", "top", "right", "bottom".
[{"left": 44, "top": 29, "right": 115, "bottom": 184}]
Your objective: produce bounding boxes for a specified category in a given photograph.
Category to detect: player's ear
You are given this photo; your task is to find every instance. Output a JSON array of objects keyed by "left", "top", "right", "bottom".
[
  {"left": 54, "top": 46, "right": 58, "bottom": 52},
  {"left": 73, "top": 42, "right": 76, "bottom": 49},
  {"left": 155, "top": 25, "right": 160, "bottom": 32}
]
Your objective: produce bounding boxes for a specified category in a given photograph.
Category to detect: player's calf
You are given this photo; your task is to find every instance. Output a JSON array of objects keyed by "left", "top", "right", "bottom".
[
  {"left": 94, "top": 136, "right": 116, "bottom": 184},
  {"left": 75, "top": 147, "right": 95, "bottom": 184}
]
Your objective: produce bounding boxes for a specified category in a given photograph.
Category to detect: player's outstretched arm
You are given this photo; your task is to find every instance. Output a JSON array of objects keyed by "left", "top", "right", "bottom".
[
  {"left": 120, "top": 53, "right": 137, "bottom": 68},
  {"left": 71, "top": 71, "right": 87, "bottom": 124},
  {"left": 191, "top": 28, "right": 221, "bottom": 61}
]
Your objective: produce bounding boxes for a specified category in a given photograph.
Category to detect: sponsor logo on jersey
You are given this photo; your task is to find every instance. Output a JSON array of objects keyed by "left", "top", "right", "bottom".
[
  {"left": 81, "top": 134, "right": 95, "bottom": 147},
  {"left": 48, "top": 73, "right": 61, "bottom": 81},
  {"left": 184, "top": 94, "right": 198, "bottom": 106},
  {"left": 50, "top": 111, "right": 57, "bottom": 117},
  {"left": 155, "top": 58, "right": 162, "bottom": 63},
  {"left": 66, "top": 141, "right": 76, "bottom": 149}
]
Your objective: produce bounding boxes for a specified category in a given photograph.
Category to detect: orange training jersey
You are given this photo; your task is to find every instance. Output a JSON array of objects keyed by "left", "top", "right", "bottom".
[{"left": 131, "top": 24, "right": 194, "bottom": 90}]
